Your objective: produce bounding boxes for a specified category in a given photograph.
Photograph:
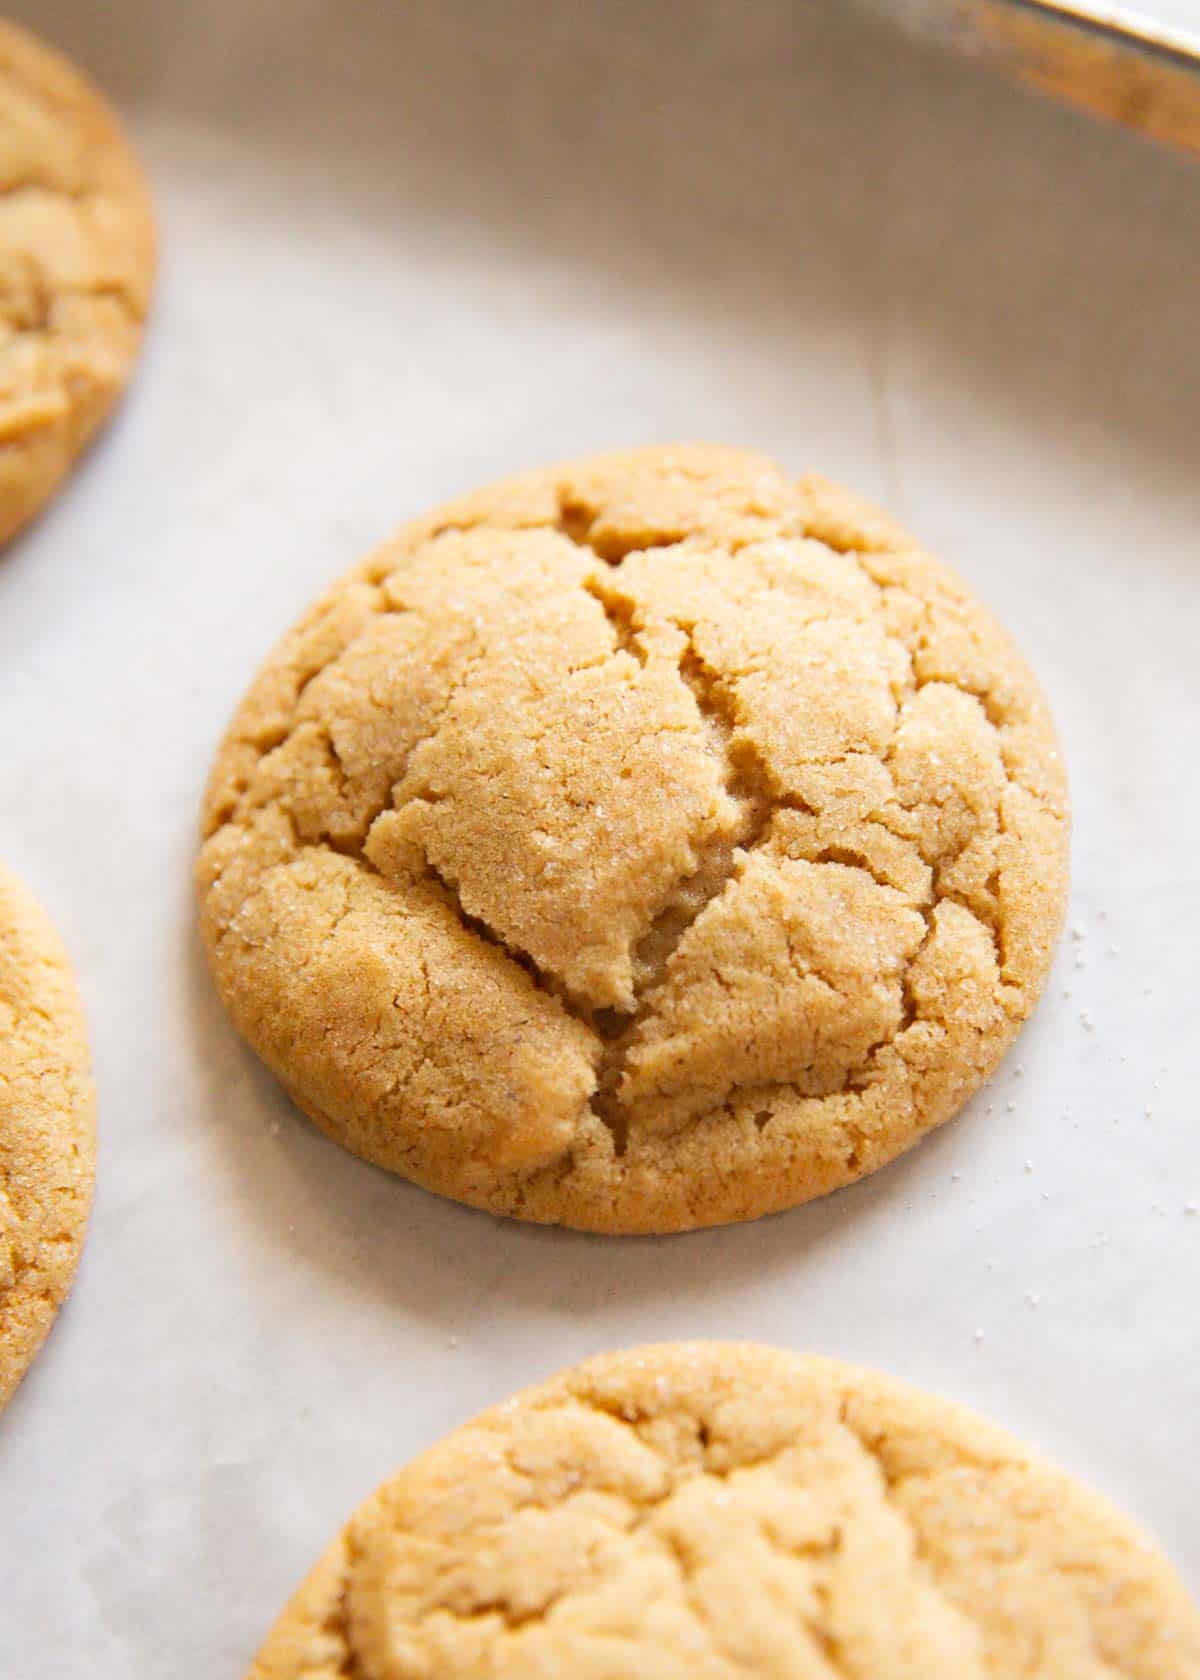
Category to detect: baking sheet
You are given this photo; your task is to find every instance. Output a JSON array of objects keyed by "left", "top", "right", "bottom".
[{"left": 2, "top": 1, "right": 1198, "bottom": 1670}]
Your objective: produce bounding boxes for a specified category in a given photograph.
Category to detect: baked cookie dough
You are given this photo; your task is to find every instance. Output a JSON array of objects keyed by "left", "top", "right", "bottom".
[
  {"left": 0, "top": 19, "right": 155, "bottom": 547},
  {"left": 248, "top": 1342, "right": 1199, "bottom": 1679},
  {"left": 199, "top": 446, "right": 1069, "bottom": 1233},
  {"left": 0, "top": 864, "right": 96, "bottom": 1408}
]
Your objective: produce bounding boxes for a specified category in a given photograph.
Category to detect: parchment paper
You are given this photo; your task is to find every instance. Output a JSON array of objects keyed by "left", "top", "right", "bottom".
[{"left": 1, "top": 2, "right": 1197, "bottom": 1671}]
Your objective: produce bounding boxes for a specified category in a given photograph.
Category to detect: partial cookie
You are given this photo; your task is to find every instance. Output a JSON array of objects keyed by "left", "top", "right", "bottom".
[
  {"left": 0, "top": 20, "right": 155, "bottom": 547},
  {"left": 0, "top": 864, "right": 95, "bottom": 1408},
  {"left": 198, "top": 445, "right": 1069, "bottom": 1233},
  {"left": 249, "top": 1342, "right": 1200, "bottom": 1679}
]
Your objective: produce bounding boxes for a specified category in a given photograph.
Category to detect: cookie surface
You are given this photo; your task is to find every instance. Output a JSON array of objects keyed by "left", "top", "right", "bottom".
[
  {"left": 249, "top": 1342, "right": 1199, "bottom": 1678},
  {"left": 0, "top": 864, "right": 96, "bottom": 1408},
  {"left": 199, "top": 445, "right": 1068, "bottom": 1233},
  {"left": 0, "top": 19, "right": 155, "bottom": 546}
]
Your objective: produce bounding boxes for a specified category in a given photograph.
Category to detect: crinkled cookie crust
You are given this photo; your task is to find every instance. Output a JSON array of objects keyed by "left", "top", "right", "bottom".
[
  {"left": 0, "top": 864, "right": 95, "bottom": 1409},
  {"left": 199, "top": 446, "right": 1068, "bottom": 1233},
  {"left": 0, "top": 19, "right": 155, "bottom": 546},
  {"left": 249, "top": 1343, "right": 1199, "bottom": 1680}
]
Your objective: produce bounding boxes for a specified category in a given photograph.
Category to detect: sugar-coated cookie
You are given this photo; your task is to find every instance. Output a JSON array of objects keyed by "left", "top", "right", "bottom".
[
  {"left": 0, "top": 864, "right": 95, "bottom": 1408},
  {"left": 0, "top": 20, "right": 155, "bottom": 546},
  {"left": 249, "top": 1343, "right": 1199, "bottom": 1678},
  {"left": 199, "top": 446, "right": 1068, "bottom": 1233}
]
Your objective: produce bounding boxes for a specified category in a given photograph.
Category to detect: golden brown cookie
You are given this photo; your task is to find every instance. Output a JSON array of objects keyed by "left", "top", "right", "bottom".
[
  {"left": 0, "top": 864, "right": 96, "bottom": 1408},
  {"left": 248, "top": 1343, "right": 1200, "bottom": 1679},
  {"left": 198, "top": 446, "right": 1069, "bottom": 1233},
  {"left": 0, "top": 19, "right": 155, "bottom": 547}
]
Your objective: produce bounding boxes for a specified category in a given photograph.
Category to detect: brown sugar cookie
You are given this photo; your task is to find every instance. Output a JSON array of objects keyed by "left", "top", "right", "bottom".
[
  {"left": 0, "top": 19, "right": 155, "bottom": 547},
  {"left": 0, "top": 864, "right": 96, "bottom": 1408},
  {"left": 248, "top": 1343, "right": 1199, "bottom": 1679},
  {"left": 198, "top": 446, "right": 1069, "bottom": 1233}
]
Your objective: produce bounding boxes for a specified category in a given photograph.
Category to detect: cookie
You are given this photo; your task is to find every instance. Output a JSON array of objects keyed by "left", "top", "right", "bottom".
[
  {"left": 198, "top": 446, "right": 1069, "bottom": 1234},
  {"left": 0, "top": 864, "right": 96, "bottom": 1408},
  {"left": 0, "top": 19, "right": 155, "bottom": 547},
  {"left": 248, "top": 1342, "right": 1199, "bottom": 1678}
]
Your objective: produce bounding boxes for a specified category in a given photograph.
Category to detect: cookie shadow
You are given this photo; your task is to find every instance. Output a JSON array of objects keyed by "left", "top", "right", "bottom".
[{"left": 184, "top": 909, "right": 988, "bottom": 1327}]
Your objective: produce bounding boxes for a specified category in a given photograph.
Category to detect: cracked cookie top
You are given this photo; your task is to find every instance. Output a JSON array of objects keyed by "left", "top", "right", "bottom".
[
  {"left": 0, "top": 20, "right": 155, "bottom": 546},
  {"left": 0, "top": 863, "right": 95, "bottom": 1409},
  {"left": 248, "top": 1343, "right": 1200, "bottom": 1679},
  {"left": 198, "top": 446, "right": 1069, "bottom": 1233}
]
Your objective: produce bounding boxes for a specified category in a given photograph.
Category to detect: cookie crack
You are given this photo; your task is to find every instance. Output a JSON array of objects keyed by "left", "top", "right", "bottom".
[
  {"left": 828, "top": 1410, "right": 1128, "bottom": 1680},
  {"left": 554, "top": 490, "right": 688, "bottom": 565},
  {"left": 580, "top": 572, "right": 648, "bottom": 665},
  {"left": 588, "top": 635, "right": 776, "bottom": 1152},
  {"left": 204, "top": 554, "right": 663, "bottom": 1081},
  {"left": 650, "top": 1516, "right": 847, "bottom": 1676},
  {"left": 206, "top": 582, "right": 391, "bottom": 811},
  {"left": 327, "top": 1535, "right": 366, "bottom": 1680},
  {"left": 558, "top": 539, "right": 993, "bottom": 1150},
  {"left": 665, "top": 871, "right": 938, "bottom": 1130},
  {"left": 582, "top": 613, "right": 959, "bottom": 1150},
  {"left": 841, "top": 547, "right": 1060, "bottom": 992},
  {"left": 583, "top": 626, "right": 981, "bottom": 1153},
  {"left": 832, "top": 1407, "right": 994, "bottom": 1675},
  {"left": 403, "top": 841, "right": 602, "bottom": 1025}
]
